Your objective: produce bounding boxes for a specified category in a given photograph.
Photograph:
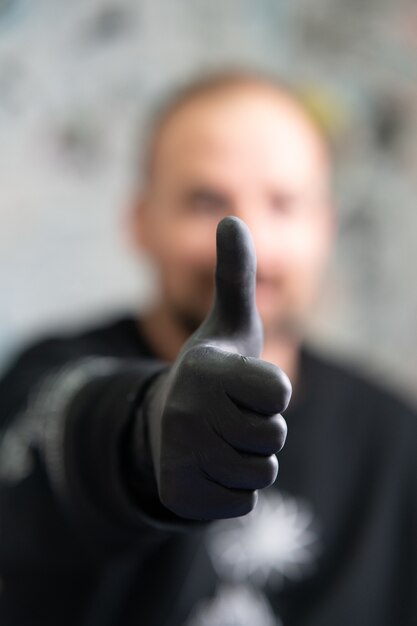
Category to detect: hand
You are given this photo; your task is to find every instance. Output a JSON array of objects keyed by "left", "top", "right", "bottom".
[{"left": 144, "top": 216, "right": 291, "bottom": 521}]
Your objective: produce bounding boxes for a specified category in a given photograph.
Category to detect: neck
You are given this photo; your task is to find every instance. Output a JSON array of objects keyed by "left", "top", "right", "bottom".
[
  {"left": 139, "top": 304, "right": 300, "bottom": 388},
  {"left": 139, "top": 304, "right": 190, "bottom": 364}
]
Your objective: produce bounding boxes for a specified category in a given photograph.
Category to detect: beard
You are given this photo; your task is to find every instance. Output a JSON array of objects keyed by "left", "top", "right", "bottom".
[
  {"left": 169, "top": 292, "right": 307, "bottom": 344},
  {"left": 171, "top": 304, "right": 206, "bottom": 336},
  {"left": 264, "top": 312, "right": 307, "bottom": 342}
]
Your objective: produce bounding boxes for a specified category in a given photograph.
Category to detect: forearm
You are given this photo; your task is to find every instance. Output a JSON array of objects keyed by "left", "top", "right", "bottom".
[
  {"left": 39, "top": 357, "right": 170, "bottom": 542},
  {"left": 0, "top": 356, "right": 171, "bottom": 567},
  {"left": 125, "top": 371, "right": 208, "bottom": 530}
]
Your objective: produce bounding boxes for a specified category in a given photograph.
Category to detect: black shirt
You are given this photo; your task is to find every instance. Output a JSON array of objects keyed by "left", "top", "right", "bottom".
[{"left": 0, "top": 316, "right": 415, "bottom": 626}]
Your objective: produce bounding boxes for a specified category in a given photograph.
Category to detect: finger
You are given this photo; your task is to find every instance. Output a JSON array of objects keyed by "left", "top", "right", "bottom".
[
  {"left": 198, "top": 436, "right": 279, "bottom": 491},
  {"left": 215, "top": 216, "right": 257, "bottom": 321},
  {"left": 221, "top": 352, "right": 292, "bottom": 415},
  {"left": 212, "top": 394, "right": 288, "bottom": 456},
  {"left": 192, "top": 483, "right": 257, "bottom": 521},
  {"left": 197, "top": 216, "right": 263, "bottom": 357},
  {"left": 160, "top": 465, "right": 257, "bottom": 520}
]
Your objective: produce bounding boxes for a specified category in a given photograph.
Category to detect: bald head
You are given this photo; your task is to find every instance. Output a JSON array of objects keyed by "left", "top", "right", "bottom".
[{"left": 143, "top": 72, "right": 331, "bottom": 189}]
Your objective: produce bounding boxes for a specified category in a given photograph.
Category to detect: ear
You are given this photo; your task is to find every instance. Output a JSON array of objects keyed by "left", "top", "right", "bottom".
[
  {"left": 325, "top": 200, "right": 336, "bottom": 249},
  {"left": 319, "top": 195, "right": 336, "bottom": 264}
]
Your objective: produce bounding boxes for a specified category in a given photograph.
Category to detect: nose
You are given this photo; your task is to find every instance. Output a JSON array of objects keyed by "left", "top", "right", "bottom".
[{"left": 234, "top": 210, "right": 282, "bottom": 277}]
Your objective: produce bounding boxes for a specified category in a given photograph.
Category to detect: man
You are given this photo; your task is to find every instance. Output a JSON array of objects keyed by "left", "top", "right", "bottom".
[{"left": 0, "top": 72, "right": 416, "bottom": 626}]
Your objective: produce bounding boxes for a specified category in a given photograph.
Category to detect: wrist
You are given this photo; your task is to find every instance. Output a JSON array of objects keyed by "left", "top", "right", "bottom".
[{"left": 123, "top": 371, "right": 209, "bottom": 530}]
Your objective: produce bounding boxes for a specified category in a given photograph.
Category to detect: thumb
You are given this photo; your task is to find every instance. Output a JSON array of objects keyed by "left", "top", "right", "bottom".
[{"left": 196, "top": 216, "right": 263, "bottom": 357}]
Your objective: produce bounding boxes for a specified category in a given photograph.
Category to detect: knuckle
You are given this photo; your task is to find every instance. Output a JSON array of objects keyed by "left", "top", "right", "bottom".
[
  {"left": 238, "top": 354, "right": 251, "bottom": 367},
  {"left": 180, "top": 347, "right": 204, "bottom": 374},
  {"left": 269, "top": 414, "right": 288, "bottom": 452},
  {"left": 238, "top": 456, "right": 279, "bottom": 490},
  {"left": 181, "top": 345, "right": 224, "bottom": 377},
  {"left": 274, "top": 369, "right": 292, "bottom": 412},
  {"left": 270, "top": 365, "right": 291, "bottom": 392},
  {"left": 250, "top": 455, "right": 278, "bottom": 489},
  {"left": 241, "top": 415, "right": 287, "bottom": 456},
  {"left": 233, "top": 491, "right": 258, "bottom": 517},
  {"left": 263, "top": 455, "right": 279, "bottom": 486}
]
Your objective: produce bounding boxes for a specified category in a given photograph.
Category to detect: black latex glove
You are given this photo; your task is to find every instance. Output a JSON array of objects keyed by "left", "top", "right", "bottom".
[{"left": 144, "top": 216, "right": 292, "bottom": 521}]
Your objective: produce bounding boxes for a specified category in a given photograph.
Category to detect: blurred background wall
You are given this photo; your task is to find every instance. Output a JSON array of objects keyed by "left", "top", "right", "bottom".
[{"left": 0, "top": 0, "right": 416, "bottom": 401}]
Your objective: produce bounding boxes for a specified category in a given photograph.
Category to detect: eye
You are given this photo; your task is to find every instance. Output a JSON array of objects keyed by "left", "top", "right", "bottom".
[
  {"left": 185, "top": 188, "right": 231, "bottom": 215},
  {"left": 269, "top": 192, "right": 297, "bottom": 215}
]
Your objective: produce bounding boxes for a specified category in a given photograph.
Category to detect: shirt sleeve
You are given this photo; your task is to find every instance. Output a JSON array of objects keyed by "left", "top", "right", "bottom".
[{"left": 0, "top": 339, "right": 171, "bottom": 568}]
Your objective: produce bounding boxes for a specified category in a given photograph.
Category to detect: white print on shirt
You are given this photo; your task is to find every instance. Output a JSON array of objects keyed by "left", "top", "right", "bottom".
[
  {"left": 0, "top": 357, "right": 120, "bottom": 484},
  {"left": 185, "top": 583, "right": 282, "bottom": 626},
  {"left": 184, "top": 490, "right": 320, "bottom": 626},
  {"left": 207, "top": 489, "right": 320, "bottom": 589}
]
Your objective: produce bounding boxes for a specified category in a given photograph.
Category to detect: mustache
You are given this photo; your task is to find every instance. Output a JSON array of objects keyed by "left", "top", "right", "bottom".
[{"left": 196, "top": 270, "right": 282, "bottom": 288}]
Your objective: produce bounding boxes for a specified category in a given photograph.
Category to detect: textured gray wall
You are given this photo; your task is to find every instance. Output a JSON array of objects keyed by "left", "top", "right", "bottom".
[{"left": 0, "top": 0, "right": 416, "bottom": 401}]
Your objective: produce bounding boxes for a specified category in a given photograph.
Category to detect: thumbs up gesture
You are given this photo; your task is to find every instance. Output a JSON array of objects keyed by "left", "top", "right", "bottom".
[{"left": 144, "top": 217, "right": 292, "bottom": 521}]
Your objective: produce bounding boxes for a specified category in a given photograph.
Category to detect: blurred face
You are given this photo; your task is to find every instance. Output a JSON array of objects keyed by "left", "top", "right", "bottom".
[{"left": 135, "top": 87, "right": 333, "bottom": 338}]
